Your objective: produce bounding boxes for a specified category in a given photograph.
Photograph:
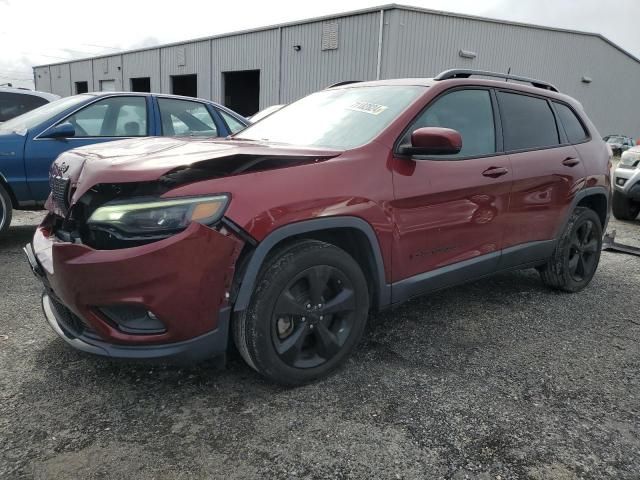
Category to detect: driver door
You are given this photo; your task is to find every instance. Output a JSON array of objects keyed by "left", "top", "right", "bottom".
[
  {"left": 390, "top": 88, "right": 512, "bottom": 297},
  {"left": 25, "top": 95, "right": 149, "bottom": 202}
]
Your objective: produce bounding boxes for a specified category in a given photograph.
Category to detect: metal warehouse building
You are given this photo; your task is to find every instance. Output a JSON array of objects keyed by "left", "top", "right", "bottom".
[{"left": 33, "top": 3, "right": 640, "bottom": 135}]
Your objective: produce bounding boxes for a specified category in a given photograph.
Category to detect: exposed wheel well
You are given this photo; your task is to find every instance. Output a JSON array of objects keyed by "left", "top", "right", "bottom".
[{"left": 576, "top": 193, "right": 608, "bottom": 228}]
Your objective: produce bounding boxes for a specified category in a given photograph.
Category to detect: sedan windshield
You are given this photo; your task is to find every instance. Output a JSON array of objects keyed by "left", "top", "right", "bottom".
[
  {"left": 0, "top": 95, "right": 90, "bottom": 134},
  {"left": 235, "top": 85, "right": 425, "bottom": 149},
  {"left": 606, "top": 136, "right": 625, "bottom": 144}
]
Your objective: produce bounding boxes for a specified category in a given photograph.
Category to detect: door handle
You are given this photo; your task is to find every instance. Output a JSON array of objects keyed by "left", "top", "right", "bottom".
[
  {"left": 562, "top": 157, "right": 580, "bottom": 167},
  {"left": 482, "top": 166, "right": 509, "bottom": 178}
]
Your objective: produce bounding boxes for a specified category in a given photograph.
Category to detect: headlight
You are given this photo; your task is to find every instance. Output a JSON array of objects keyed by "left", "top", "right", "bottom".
[{"left": 87, "top": 194, "right": 229, "bottom": 237}]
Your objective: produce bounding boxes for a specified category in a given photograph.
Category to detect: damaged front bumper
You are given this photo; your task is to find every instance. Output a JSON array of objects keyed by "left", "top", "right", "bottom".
[{"left": 25, "top": 217, "right": 243, "bottom": 362}]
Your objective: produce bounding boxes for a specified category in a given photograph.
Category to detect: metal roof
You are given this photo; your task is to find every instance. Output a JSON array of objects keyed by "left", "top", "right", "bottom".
[{"left": 33, "top": 3, "right": 640, "bottom": 69}]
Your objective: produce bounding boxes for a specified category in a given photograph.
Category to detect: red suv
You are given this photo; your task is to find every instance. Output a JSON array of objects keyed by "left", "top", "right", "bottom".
[{"left": 25, "top": 70, "right": 611, "bottom": 385}]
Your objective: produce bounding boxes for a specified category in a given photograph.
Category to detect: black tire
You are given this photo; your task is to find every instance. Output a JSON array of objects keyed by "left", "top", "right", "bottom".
[
  {"left": 611, "top": 190, "right": 640, "bottom": 221},
  {"left": 539, "top": 207, "right": 602, "bottom": 292},
  {"left": 0, "top": 183, "right": 12, "bottom": 236},
  {"left": 233, "top": 239, "right": 370, "bottom": 386}
]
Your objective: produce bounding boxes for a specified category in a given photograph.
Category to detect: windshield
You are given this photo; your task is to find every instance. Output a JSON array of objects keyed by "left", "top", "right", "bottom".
[
  {"left": 0, "top": 95, "right": 91, "bottom": 134},
  {"left": 606, "top": 136, "right": 625, "bottom": 144},
  {"left": 235, "top": 85, "right": 425, "bottom": 149}
]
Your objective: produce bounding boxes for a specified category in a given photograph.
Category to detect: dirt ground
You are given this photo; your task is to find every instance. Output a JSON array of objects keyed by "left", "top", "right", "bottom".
[{"left": 1, "top": 211, "right": 639, "bottom": 479}]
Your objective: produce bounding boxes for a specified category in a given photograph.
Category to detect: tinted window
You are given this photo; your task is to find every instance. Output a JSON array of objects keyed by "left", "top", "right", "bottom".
[
  {"left": 219, "top": 110, "right": 246, "bottom": 134},
  {"left": 158, "top": 98, "right": 218, "bottom": 137},
  {"left": 65, "top": 96, "right": 147, "bottom": 137},
  {"left": 0, "top": 92, "right": 49, "bottom": 122},
  {"left": 498, "top": 92, "right": 559, "bottom": 151},
  {"left": 554, "top": 102, "right": 588, "bottom": 143},
  {"left": 402, "top": 89, "right": 495, "bottom": 158}
]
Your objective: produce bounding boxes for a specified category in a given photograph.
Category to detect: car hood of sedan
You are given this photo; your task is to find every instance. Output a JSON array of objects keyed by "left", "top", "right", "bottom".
[{"left": 55, "top": 136, "right": 344, "bottom": 204}]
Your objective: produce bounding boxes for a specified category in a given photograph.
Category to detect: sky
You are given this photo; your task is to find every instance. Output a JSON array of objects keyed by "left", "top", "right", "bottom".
[{"left": 1, "top": 0, "right": 638, "bottom": 89}]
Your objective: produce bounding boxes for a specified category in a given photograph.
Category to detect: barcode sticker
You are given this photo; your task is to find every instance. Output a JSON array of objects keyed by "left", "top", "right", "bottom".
[{"left": 347, "top": 101, "right": 388, "bottom": 115}]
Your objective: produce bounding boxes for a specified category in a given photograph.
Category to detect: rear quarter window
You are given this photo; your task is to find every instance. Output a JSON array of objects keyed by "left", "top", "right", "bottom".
[
  {"left": 553, "top": 102, "right": 589, "bottom": 144},
  {"left": 497, "top": 91, "right": 559, "bottom": 151}
]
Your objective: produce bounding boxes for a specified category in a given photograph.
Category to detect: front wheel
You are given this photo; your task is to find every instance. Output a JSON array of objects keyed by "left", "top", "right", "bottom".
[
  {"left": 539, "top": 207, "right": 602, "bottom": 292},
  {"left": 233, "top": 239, "right": 370, "bottom": 386},
  {"left": 0, "top": 183, "right": 12, "bottom": 236}
]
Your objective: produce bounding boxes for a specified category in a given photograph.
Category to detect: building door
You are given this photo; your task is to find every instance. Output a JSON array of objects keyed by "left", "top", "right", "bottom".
[
  {"left": 130, "top": 77, "right": 151, "bottom": 93},
  {"left": 223, "top": 70, "right": 260, "bottom": 117},
  {"left": 171, "top": 74, "right": 197, "bottom": 98},
  {"left": 100, "top": 80, "right": 116, "bottom": 92}
]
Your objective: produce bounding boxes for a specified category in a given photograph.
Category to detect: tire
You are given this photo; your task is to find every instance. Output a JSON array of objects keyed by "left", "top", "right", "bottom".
[
  {"left": 612, "top": 190, "right": 640, "bottom": 221},
  {"left": 233, "top": 239, "right": 370, "bottom": 386},
  {"left": 0, "top": 183, "right": 12, "bottom": 236},
  {"left": 539, "top": 207, "right": 602, "bottom": 293}
]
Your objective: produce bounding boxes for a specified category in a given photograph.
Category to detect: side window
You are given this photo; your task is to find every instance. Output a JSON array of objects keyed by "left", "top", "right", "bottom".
[
  {"left": 0, "top": 92, "right": 48, "bottom": 122},
  {"left": 219, "top": 110, "right": 246, "bottom": 134},
  {"left": 158, "top": 98, "right": 218, "bottom": 137},
  {"left": 498, "top": 92, "right": 559, "bottom": 151},
  {"left": 401, "top": 89, "right": 495, "bottom": 158},
  {"left": 553, "top": 102, "right": 588, "bottom": 144},
  {"left": 65, "top": 96, "right": 148, "bottom": 137}
]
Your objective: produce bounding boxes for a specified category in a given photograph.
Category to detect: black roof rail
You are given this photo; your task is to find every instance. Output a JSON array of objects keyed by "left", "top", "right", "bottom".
[
  {"left": 326, "top": 80, "right": 363, "bottom": 88},
  {"left": 434, "top": 69, "right": 559, "bottom": 92}
]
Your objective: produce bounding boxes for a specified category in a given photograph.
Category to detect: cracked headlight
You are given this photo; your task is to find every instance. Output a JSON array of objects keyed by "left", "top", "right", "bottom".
[{"left": 87, "top": 194, "right": 229, "bottom": 237}]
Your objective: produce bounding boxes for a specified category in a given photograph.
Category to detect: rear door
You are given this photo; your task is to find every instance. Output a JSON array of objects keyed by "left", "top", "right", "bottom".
[
  {"left": 390, "top": 88, "right": 512, "bottom": 293},
  {"left": 25, "top": 95, "right": 150, "bottom": 201},
  {"left": 497, "top": 91, "right": 587, "bottom": 256}
]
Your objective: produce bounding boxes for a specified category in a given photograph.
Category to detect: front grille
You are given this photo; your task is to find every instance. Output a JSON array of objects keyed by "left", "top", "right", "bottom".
[
  {"left": 48, "top": 295, "right": 94, "bottom": 337},
  {"left": 50, "top": 175, "right": 70, "bottom": 215}
]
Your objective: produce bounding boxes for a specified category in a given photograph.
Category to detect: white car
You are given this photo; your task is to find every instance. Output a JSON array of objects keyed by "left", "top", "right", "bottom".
[
  {"left": 612, "top": 146, "right": 640, "bottom": 220},
  {"left": 0, "top": 87, "right": 60, "bottom": 124}
]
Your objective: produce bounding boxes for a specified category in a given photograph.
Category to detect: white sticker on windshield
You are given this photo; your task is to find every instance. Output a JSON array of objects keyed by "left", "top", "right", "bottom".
[{"left": 347, "top": 101, "right": 388, "bottom": 115}]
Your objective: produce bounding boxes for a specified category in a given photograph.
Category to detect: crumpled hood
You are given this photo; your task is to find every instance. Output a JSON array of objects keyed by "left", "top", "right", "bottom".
[{"left": 52, "top": 136, "right": 343, "bottom": 205}]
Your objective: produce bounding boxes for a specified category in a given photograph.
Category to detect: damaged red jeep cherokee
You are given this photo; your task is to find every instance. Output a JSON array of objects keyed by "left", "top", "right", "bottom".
[{"left": 25, "top": 70, "right": 611, "bottom": 385}]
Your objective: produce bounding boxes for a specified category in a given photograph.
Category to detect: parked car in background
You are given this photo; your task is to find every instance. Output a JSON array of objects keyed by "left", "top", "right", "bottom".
[
  {"left": 249, "top": 104, "right": 285, "bottom": 123},
  {"left": 604, "top": 134, "right": 635, "bottom": 156},
  {"left": 0, "top": 87, "right": 59, "bottom": 124},
  {"left": 612, "top": 145, "right": 640, "bottom": 220},
  {"left": 25, "top": 69, "right": 610, "bottom": 385},
  {"left": 0, "top": 92, "right": 247, "bottom": 234}
]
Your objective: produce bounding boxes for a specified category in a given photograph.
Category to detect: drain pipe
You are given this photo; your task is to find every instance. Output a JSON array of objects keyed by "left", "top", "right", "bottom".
[{"left": 376, "top": 9, "right": 384, "bottom": 80}]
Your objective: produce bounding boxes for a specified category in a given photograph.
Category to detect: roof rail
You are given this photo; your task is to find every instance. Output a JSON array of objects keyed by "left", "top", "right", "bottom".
[
  {"left": 434, "top": 69, "right": 559, "bottom": 92},
  {"left": 326, "top": 80, "right": 363, "bottom": 88}
]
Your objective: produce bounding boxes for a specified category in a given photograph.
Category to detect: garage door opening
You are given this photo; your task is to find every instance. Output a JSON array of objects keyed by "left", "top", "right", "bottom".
[
  {"left": 130, "top": 77, "right": 151, "bottom": 92},
  {"left": 171, "top": 74, "right": 197, "bottom": 98},
  {"left": 223, "top": 70, "right": 260, "bottom": 117},
  {"left": 75, "top": 81, "right": 88, "bottom": 94}
]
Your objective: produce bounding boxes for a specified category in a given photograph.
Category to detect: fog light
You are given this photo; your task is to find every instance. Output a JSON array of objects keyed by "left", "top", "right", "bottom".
[
  {"left": 97, "top": 305, "right": 166, "bottom": 334},
  {"left": 617, "top": 178, "right": 627, "bottom": 186}
]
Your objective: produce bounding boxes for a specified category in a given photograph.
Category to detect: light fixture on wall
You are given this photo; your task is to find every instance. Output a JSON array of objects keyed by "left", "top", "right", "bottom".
[
  {"left": 581, "top": 76, "right": 592, "bottom": 84},
  {"left": 459, "top": 49, "right": 477, "bottom": 59},
  {"left": 293, "top": 45, "right": 302, "bottom": 51}
]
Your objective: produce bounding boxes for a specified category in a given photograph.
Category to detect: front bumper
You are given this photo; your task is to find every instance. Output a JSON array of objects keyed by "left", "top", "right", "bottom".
[
  {"left": 25, "top": 217, "right": 243, "bottom": 362},
  {"left": 613, "top": 166, "right": 640, "bottom": 199}
]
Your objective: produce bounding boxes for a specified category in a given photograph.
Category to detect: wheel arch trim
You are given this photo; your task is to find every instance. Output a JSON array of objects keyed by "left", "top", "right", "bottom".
[
  {"left": 557, "top": 186, "right": 610, "bottom": 236},
  {"left": 232, "top": 216, "right": 390, "bottom": 313}
]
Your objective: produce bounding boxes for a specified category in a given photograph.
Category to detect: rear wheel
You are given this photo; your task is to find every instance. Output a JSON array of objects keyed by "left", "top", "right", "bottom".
[
  {"left": 539, "top": 207, "right": 602, "bottom": 292},
  {"left": 233, "top": 240, "right": 369, "bottom": 386},
  {"left": 0, "top": 183, "right": 12, "bottom": 236},
  {"left": 612, "top": 190, "right": 640, "bottom": 221}
]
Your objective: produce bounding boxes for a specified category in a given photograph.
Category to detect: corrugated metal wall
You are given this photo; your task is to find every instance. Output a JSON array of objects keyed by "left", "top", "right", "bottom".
[
  {"left": 69, "top": 60, "right": 93, "bottom": 94},
  {"left": 31, "top": 7, "right": 640, "bottom": 134},
  {"left": 33, "top": 66, "right": 51, "bottom": 92},
  {"left": 211, "top": 29, "right": 280, "bottom": 109},
  {"left": 279, "top": 12, "right": 380, "bottom": 103},
  {"left": 91, "top": 54, "right": 123, "bottom": 91},
  {"left": 50, "top": 64, "right": 71, "bottom": 97},
  {"left": 380, "top": 9, "right": 640, "bottom": 135},
  {"left": 160, "top": 40, "right": 211, "bottom": 98},
  {"left": 123, "top": 50, "right": 161, "bottom": 92}
]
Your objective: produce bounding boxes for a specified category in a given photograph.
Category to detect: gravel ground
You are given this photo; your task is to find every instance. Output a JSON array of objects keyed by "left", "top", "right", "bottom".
[{"left": 1, "top": 210, "right": 639, "bottom": 479}]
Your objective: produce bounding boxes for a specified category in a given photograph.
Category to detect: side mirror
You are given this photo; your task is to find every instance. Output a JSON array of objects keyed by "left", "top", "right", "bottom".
[
  {"left": 46, "top": 122, "right": 76, "bottom": 139},
  {"left": 399, "top": 127, "right": 462, "bottom": 156}
]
